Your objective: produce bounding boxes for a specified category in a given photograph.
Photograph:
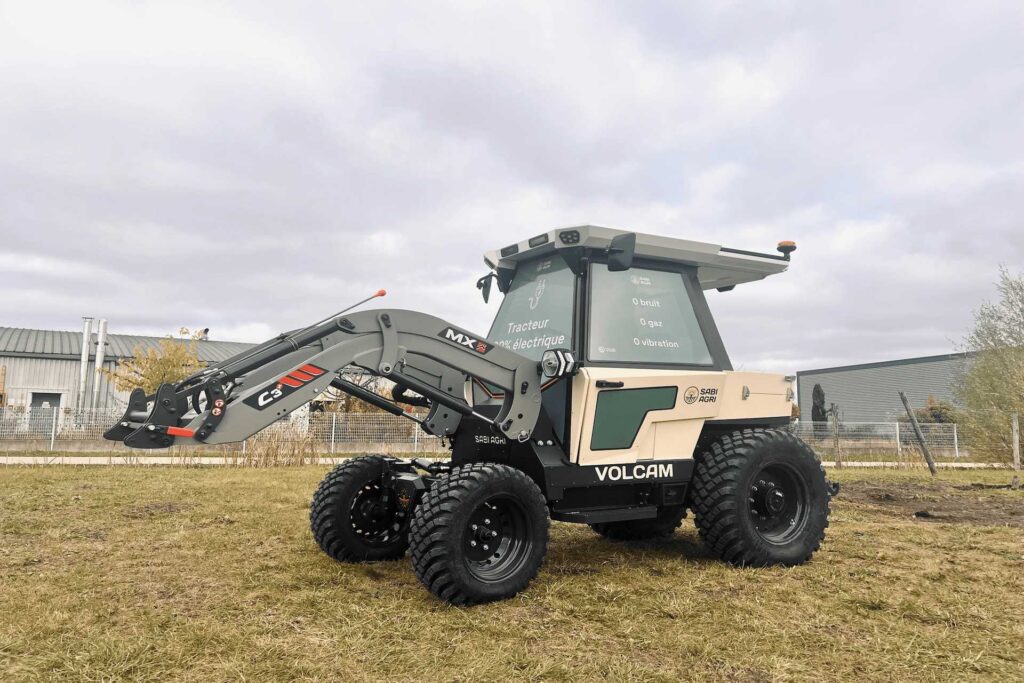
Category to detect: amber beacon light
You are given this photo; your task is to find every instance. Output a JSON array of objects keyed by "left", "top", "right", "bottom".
[{"left": 777, "top": 240, "right": 797, "bottom": 259}]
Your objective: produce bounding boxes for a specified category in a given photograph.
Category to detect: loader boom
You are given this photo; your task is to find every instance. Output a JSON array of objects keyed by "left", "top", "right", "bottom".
[{"left": 105, "top": 309, "right": 546, "bottom": 449}]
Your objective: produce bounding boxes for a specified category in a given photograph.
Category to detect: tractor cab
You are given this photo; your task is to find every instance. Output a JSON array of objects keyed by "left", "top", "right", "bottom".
[
  {"left": 480, "top": 225, "right": 793, "bottom": 368},
  {"left": 474, "top": 226, "right": 796, "bottom": 464}
]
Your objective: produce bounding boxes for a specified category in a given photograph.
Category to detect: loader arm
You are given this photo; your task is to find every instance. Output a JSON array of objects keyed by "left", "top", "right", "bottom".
[{"left": 104, "top": 309, "right": 544, "bottom": 449}]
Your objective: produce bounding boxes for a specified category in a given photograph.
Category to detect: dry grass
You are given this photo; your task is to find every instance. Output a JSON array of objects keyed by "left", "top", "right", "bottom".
[
  {"left": 223, "top": 423, "right": 320, "bottom": 467},
  {"left": 1, "top": 466, "right": 1022, "bottom": 682}
]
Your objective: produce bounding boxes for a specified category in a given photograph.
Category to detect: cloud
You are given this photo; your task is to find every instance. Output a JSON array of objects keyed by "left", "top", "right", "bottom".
[{"left": 1, "top": 1, "right": 1023, "bottom": 373}]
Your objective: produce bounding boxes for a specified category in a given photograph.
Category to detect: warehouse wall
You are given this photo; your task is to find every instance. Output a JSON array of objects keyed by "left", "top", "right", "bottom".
[
  {"left": 0, "top": 328, "right": 256, "bottom": 413},
  {"left": 797, "top": 354, "right": 972, "bottom": 423},
  {"left": 0, "top": 356, "right": 119, "bottom": 411}
]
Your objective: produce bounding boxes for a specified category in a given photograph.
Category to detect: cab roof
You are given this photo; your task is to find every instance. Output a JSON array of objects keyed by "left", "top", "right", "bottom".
[{"left": 484, "top": 225, "right": 792, "bottom": 291}]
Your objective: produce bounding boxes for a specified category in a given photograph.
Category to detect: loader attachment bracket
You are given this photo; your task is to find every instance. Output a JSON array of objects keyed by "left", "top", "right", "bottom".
[
  {"left": 124, "top": 383, "right": 188, "bottom": 449},
  {"left": 103, "top": 387, "right": 151, "bottom": 443}
]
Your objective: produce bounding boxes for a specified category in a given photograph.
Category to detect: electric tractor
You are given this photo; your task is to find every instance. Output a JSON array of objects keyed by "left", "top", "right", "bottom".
[{"left": 106, "top": 226, "right": 835, "bottom": 605}]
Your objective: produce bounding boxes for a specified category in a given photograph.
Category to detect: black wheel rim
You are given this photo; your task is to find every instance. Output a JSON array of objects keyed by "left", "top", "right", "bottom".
[
  {"left": 747, "top": 463, "right": 809, "bottom": 544},
  {"left": 462, "top": 494, "right": 534, "bottom": 583},
  {"left": 349, "top": 482, "right": 407, "bottom": 547}
]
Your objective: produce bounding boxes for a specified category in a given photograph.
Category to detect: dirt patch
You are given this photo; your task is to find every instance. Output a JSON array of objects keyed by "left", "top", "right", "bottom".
[
  {"left": 123, "top": 502, "right": 192, "bottom": 519},
  {"left": 955, "top": 483, "right": 1015, "bottom": 491},
  {"left": 839, "top": 479, "right": 1024, "bottom": 527}
]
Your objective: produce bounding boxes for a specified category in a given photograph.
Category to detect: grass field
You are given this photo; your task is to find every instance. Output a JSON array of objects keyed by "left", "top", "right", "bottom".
[{"left": 1, "top": 466, "right": 1022, "bottom": 682}]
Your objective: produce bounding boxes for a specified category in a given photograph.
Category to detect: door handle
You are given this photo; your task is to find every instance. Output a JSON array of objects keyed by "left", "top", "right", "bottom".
[{"left": 596, "top": 380, "right": 625, "bottom": 389}]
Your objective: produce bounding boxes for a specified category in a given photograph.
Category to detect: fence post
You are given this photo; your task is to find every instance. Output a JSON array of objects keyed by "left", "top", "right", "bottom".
[
  {"left": 414, "top": 422, "right": 419, "bottom": 452},
  {"left": 330, "top": 413, "right": 337, "bottom": 454},
  {"left": 1011, "top": 414, "right": 1020, "bottom": 490},
  {"left": 953, "top": 423, "right": 960, "bottom": 459},
  {"left": 898, "top": 391, "right": 937, "bottom": 476},
  {"left": 895, "top": 421, "right": 902, "bottom": 458},
  {"left": 48, "top": 411, "right": 57, "bottom": 454},
  {"left": 829, "top": 405, "right": 842, "bottom": 468}
]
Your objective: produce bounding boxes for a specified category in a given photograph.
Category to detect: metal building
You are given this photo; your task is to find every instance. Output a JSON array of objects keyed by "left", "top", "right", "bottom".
[
  {"left": 796, "top": 353, "right": 973, "bottom": 423},
  {"left": 0, "top": 324, "right": 253, "bottom": 412}
]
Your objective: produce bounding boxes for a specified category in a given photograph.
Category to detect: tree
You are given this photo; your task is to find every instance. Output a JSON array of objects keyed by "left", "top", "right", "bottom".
[
  {"left": 898, "top": 396, "right": 961, "bottom": 424},
  {"left": 102, "top": 329, "right": 206, "bottom": 396},
  {"left": 811, "top": 383, "right": 828, "bottom": 438},
  {"left": 956, "top": 267, "right": 1024, "bottom": 461}
]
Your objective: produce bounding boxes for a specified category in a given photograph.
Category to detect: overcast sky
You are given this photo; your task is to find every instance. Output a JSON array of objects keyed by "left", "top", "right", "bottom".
[{"left": 2, "top": 1, "right": 1022, "bottom": 372}]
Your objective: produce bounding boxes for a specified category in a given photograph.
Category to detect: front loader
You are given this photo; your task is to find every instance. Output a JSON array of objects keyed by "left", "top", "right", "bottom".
[{"left": 107, "top": 225, "right": 835, "bottom": 605}]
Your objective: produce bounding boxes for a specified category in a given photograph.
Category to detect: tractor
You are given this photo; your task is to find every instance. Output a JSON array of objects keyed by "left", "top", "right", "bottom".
[{"left": 107, "top": 226, "right": 833, "bottom": 605}]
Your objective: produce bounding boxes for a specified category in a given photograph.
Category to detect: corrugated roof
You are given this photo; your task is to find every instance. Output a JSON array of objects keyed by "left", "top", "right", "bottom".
[
  {"left": 797, "top": 352, "right": 975, "bottom": 377},
  {"left": 0, "top": 326, "right": 254, "bottom": 363}
]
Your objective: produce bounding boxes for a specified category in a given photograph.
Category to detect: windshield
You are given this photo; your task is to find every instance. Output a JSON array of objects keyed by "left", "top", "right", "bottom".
[
  {"left": 487, "top": 256, "right": 574, "bottom": 360},
  {"left": 588, "top": 266, "right": 713, "bottom": 365}
]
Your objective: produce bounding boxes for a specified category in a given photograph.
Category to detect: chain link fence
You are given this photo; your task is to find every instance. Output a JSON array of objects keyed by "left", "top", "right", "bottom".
[
  {"left": 1, "top": 407, "right": 1017, "bottom": 466},
  {"left": 789, "top": 421, "right": 964, "bottom": 460},
  {"left": 0, "top": 407, "right": 443, "bottom": 454}
]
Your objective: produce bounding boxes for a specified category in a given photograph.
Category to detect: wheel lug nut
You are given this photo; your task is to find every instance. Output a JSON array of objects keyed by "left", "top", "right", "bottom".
[
  {"left": 471, "top": 524, "right": 478, "bottom": 531},
  {"left": 484, "top": 518, "right": 491, "bottom": 525},
  {"left": 491, "top": 530, "right": 498, "bottom": 537},
  {"left": 483, "top": 544, "right": 489, "bottom": 551},
  {"left": 470, "top": 540, "right": 477, "bottom": 547}
]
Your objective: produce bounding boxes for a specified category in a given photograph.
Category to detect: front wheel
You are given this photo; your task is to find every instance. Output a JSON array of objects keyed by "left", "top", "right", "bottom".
[
  {"left": 691, "top": 429, "right": 830, "bottom": 567},
  {"left": 409, "top": 463, "right": 550, "bottom": 605},
  {"left": 310, "top": 456, "right": 411, "bottom": 562}
]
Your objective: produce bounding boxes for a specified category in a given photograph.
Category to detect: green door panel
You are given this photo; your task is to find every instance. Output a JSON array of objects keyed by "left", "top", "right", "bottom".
[{"left": 590, "top": 387, "right": 678, "bottom": 451}]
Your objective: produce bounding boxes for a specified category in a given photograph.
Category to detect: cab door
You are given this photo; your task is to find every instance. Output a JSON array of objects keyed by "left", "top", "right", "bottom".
[
  {"left": 572, "top": 262, "right": 729, "bottom": 465},
  {"left": 571, "top": 367, "right": 724, "bottom": 466}
]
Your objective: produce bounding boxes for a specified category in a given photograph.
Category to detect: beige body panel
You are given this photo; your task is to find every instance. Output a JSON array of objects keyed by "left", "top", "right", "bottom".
[
  {"left": 713, "top": 371, "right": 793, "bottom": 420},
  {"left": 571, "top": 367, "right": 793, "bottom": 466}
]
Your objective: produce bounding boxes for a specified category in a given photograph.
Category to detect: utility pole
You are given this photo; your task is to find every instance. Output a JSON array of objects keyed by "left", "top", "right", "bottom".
[{"left": 899, "top": 392, "right": 937, "bottom": 476}]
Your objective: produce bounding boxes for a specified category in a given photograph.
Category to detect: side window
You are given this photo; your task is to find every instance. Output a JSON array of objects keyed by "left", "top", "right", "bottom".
[
  {"left": 488, "top": 257, "right": 574, "bottom": 361},
  {"left": 588, "top": 266, "right": 713, "bottom": 365}
]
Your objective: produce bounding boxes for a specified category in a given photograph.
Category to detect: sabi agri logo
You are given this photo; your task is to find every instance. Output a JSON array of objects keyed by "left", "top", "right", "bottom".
[{"left": 684, "top": 386, "right": 719, "bottom": 405}]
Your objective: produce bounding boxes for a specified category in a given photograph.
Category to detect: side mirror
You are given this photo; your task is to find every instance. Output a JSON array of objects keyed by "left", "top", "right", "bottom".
[
  {"left": 607, "top": 232, "right": 636, "bottom": 272},
  {"left": 476, "top": 273, "right": 493, "bottom": 303}
]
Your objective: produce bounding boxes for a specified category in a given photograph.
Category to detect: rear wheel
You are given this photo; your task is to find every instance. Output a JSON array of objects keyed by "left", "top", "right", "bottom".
[
  {"left": 691, "top": 429, "right": 830, "bottom": 567},
  {"left": 310, "top": 456, "right": 411, "bottom": 562},
  {"left": 590, "top": 505, "right": 686, "bottom": 541},
  {"left": 410, "top": 463, "right": 549, "bottom": 605}
]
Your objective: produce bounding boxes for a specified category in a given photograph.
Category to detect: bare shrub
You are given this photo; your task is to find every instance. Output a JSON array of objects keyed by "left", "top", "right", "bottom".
[
  {"left": 230, "top": 421, "right": 319, "bottom": 467},
  {"left": 957, "top": 267, "right": 1024, "bottom": 462}
]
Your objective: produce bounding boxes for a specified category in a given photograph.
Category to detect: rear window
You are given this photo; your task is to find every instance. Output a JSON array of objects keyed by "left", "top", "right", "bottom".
[
  {"left": 488, "top": 257, "right": 574, "bottom": 361},
  {"left": 588, "top": 266, "right": 712, "bottom": 365}
]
